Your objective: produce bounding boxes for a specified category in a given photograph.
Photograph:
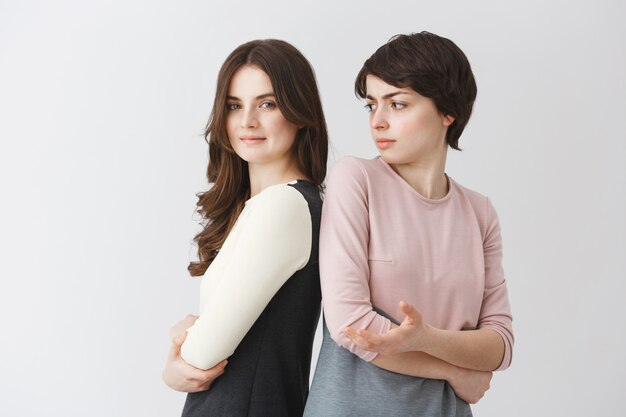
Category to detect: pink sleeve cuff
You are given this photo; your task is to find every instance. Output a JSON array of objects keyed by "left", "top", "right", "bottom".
[{"left": 326, "top": 309, "right": 392, "bottom": 362}]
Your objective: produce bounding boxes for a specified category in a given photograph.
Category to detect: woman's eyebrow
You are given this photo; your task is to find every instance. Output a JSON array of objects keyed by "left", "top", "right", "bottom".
[
  {"left": 365, "top": 91, "right": 411, "bottom": 100},
  {"left": 226, "top": 93, "right": 275, "bottom": 100}
]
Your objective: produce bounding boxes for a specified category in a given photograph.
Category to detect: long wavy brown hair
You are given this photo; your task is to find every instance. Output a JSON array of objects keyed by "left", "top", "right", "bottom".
[{"left": 188, "top": 39, "right": 328, "bottom": 277}]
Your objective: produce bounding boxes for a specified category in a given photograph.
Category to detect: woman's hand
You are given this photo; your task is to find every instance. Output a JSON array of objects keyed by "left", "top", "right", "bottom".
[
  {"left": 170, "top": 314, "right": 199, "bottom": 343},
  {"left": 343, "top": 301, "right": 429, "bottom": 354},
  {"left": 448, "top": 367, "right": 493, "bottom": 404},
  {"left": 162, "top": 331, "right": 228, "bottom": 392}
]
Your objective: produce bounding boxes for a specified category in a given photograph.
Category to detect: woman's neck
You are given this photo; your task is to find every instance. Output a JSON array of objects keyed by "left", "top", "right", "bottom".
[
  {"left": 248, "top": 160, "right": 307, "bottom": 197},
  {"left": 390, "top": 147, "right": 449, "bottom": 200}
]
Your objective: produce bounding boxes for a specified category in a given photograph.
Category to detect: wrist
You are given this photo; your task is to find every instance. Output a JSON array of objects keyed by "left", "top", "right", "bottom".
[
  {"left": 417, "top": 324, "right": 437, "bottom": 352},
  {"left": 447, "top": 364, "right": 465, "bottom": 385}
]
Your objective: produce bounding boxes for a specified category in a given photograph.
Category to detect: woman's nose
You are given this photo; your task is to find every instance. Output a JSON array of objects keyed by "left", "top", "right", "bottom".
[
  {"left": 240, "top": 108, "right": 259, "bottom": 129},
  {"left": 370, "top": 109, "right": 389, "bottom": 130}
]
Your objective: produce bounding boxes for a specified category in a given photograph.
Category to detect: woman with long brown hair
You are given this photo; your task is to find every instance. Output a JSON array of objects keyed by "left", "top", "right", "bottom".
[{"left": 162, "top": 39, "right": 328, "bottom": 417}]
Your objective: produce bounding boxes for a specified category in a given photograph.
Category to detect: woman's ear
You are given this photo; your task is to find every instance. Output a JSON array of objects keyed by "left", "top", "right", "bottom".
[{"left": 443, "top": 114, "right": 455, "bottom": 127}]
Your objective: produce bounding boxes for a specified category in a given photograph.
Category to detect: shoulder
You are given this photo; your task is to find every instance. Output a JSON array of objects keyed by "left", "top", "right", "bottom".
[
  {"left": 327, "top": 156, "right": 384, "bottom": 187},
  {"left": 450, "top": 179, "right": 499, "bottom": 230},
  {"left": 330, "top": 156, "right": 378, "bottom": 176},
  {"left": 451, "top": 179, "right": 490, "bottom": 206},
  {"left": 288, "top": 180, "right": 322, "bottom": 208},
  {"left": 250, "top": 183, "right": 311, "bottom": 218}
]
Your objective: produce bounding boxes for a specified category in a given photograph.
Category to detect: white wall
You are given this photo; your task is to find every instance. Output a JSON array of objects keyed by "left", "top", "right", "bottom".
[{"left": 1, "top": 0, "right": 624, "bottom": 415}]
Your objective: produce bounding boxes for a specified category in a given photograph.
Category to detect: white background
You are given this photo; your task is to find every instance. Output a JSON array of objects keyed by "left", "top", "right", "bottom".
[{"left": 1, "top": 0, "right": 624, "bottom": 415}]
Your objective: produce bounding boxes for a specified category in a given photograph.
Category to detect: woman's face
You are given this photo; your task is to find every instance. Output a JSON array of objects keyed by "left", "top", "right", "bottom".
[
  {"left": 226, "top": 65, "right": 299, "bottom": 168},
  {"left": 364, "top": 75, "right": 454, "bottom": 165}
]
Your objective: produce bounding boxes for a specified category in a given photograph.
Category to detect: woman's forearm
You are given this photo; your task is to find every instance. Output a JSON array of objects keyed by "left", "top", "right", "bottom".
[
  {"left": 420, "top": 326, "right": 505, "bottom": 371},
  {"left": 370, "top": 346, "right": 494, "bottom": 404},
  {"left": 346, "top": 307, "right": 506, "bottom": 372},
  {"left": 370, "top": 350, "right": 460, "bottom": 381}
]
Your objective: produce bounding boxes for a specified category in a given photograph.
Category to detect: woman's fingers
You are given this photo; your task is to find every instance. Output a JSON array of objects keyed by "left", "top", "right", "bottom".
[
  {"left": 175, "top": 331, "right": 188, "bottom": 347},
  {"left": 164, "top": 330, "right": 228, "bottom": 392},
  {"left": 343, "top": 327, "right": 367, "bottom": 347},
  {"left": 399, "top": 300, "right": 420, "bottom": 324},
  {"left": 170, "top": 315, "right": 198, "bottom": 342},
  {"left": 183, "top": 359, "right": 228, "bottom": 384},
  {"left": 356, "top": 329, "right": 383, "bottom": 345},
  {"left": 204, "top": 360, "right": 228, "bottom": 378},
  {"left": 343, "top": 327, "right": 384, "bottom": 351},
  {"left": 168, "top": 332, "right": 186, "bottom": 361},
  {"left": 191, "top": 360, "right": 228, "bottom": 385}
]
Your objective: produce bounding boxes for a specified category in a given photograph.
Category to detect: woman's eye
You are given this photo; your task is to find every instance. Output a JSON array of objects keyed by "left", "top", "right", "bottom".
[
  {"left": 364, "top": 103, "right": 376, "bottom": 112},
  {"left": 391, "top": 102, "right": 406, "bottom": 110},
  {"left": 227, "top": 103, "right": 241, "bottom": 111},
  {"left": 260, "top": 101, "right": 275, "bottom": 109}
]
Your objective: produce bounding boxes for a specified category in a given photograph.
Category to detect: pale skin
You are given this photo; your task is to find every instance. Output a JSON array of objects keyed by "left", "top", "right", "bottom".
[
  {"left": 162, "top": 317, "right": 228, "bottom": 393},
  {"left": 226, "top": 66, "right": 305, "bottom": 196},
  {"left": 339, "top": 75, "right": 506, "bottom": 403},
  {"left": 162, "top": 65, "right": 307, "bottom": 392},
  {"left": 343, "top": 302, "right": 496, "bottom": 404},
  {"left": 369, "top": 344, "right": 493, "bottom": 404}
]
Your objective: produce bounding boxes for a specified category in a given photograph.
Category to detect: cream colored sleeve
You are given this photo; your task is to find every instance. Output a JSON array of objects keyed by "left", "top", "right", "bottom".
[{"left": 180, "top": 185, "right": 312, "bottom": 370}]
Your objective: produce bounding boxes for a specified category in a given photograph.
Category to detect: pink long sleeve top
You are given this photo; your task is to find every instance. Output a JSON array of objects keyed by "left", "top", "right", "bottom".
[{"left": 320, "top": 156, "right": 514, "bottom": 370}]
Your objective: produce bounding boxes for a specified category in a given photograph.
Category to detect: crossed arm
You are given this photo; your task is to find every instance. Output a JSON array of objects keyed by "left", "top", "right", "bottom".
[
  {"left": 162, "top": 185, "right": 312, "bottom": 392},
  {"left": 341, "top": 301, "right": 503, "bottom": 403},
  {"left": 324, "top": 289, "right": 506, "bottom": 405},
  {"left": 345, "top": 301, "right": 505, "bottom": 371},
  {"left": 319, "top": 158, "right": 514, "bottom": 403}
]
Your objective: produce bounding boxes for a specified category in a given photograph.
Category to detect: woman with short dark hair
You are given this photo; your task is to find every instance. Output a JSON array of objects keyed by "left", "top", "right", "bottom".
[
  {"left": 305, "top": 32, "right": 513, "bottom": 417},
  {"left": 162, "top": 39, "right": 328, "bottom": 417}
]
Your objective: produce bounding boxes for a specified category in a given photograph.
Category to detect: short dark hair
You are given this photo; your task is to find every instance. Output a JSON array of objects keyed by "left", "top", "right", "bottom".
[{"left": 355, "top": 32, "right": 477, "bottom": 150}]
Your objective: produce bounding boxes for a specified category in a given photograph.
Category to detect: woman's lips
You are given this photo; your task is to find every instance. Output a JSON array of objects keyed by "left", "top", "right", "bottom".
[
  {"left": 376, "top": 138, "right": 396, "bottom": 150},
  {"left": 240, "top": 136, "right": 266, "bottom": 144}
]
